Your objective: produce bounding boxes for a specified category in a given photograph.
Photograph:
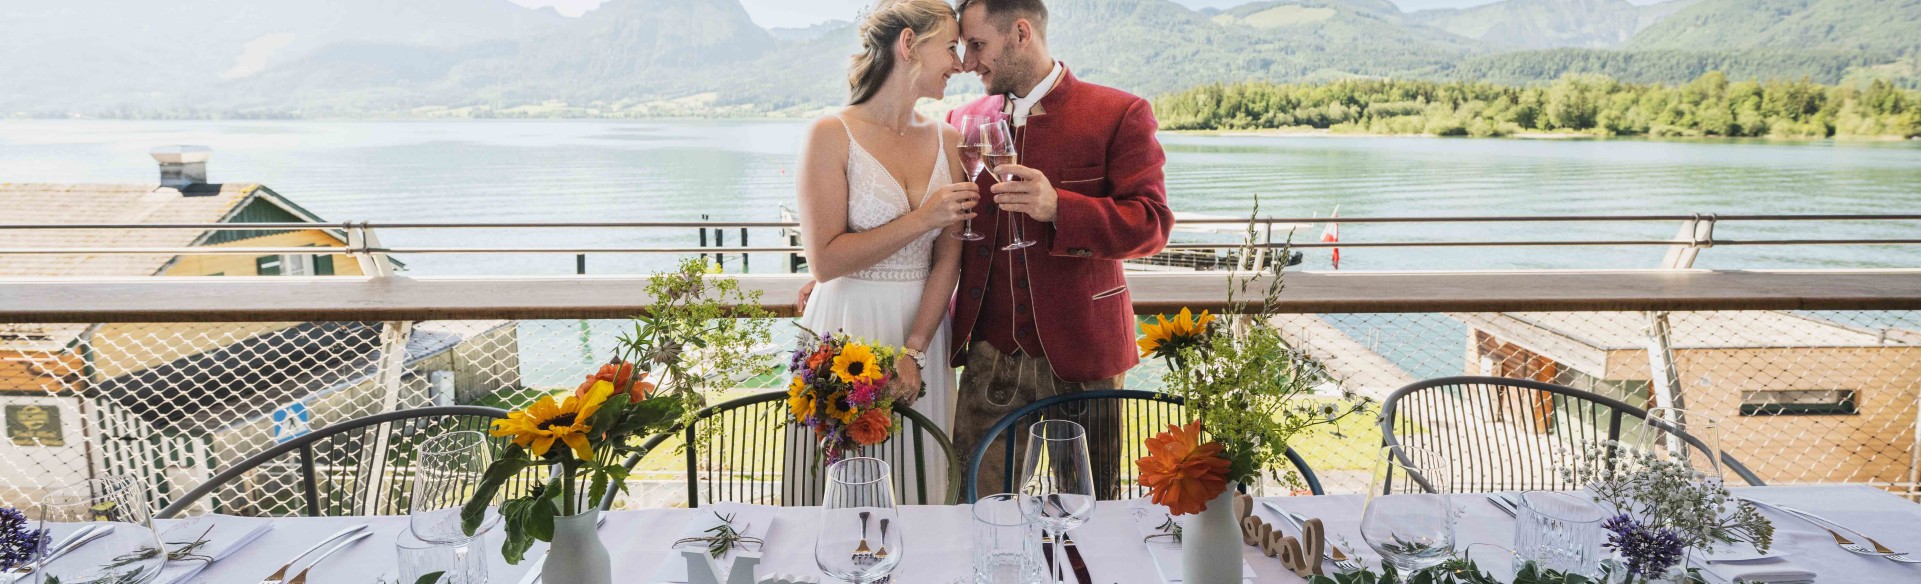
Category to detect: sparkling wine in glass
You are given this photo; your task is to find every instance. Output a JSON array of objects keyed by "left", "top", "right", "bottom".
[
  {"left": 410, "top": 430, "right": 498, "bottom": 584},
  {"left": 815, "top": 457, "right": 903, "bottom": 584},
  {"left": 1361, "top": 445, "right": 1456, "bottom": 574},
  {"left": 1016, "top": 420, "right": 1094, "bottom": 584},
  {"left": 953, "top": 114, "right": 992, "bottom": 242},
  {"left": 979, "top": 120, "right": 1034, "bottom": 250}
]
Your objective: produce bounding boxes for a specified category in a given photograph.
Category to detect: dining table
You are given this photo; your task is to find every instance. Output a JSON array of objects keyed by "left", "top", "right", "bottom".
[{"left": 142, "top": 485, "right": 1921, "bottom": 583}]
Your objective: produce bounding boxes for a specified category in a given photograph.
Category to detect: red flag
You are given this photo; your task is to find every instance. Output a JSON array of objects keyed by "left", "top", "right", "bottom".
[{"left": 1321, "top": 207, "right": 1340, "bottom": 270}]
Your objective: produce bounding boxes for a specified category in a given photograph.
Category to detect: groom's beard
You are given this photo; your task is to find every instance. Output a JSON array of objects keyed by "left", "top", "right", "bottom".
[{"left": 984, "top": 53, "right": 1033, "bottom": 96}]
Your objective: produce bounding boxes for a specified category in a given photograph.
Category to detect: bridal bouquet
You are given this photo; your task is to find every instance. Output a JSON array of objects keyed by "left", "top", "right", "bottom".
[
  {"left": 1136, "top": 201, "right": 1372, "bottom": 514},
  {"left": 785, "top": 328, "right": 917, "bottom": 465},
  {"left": 462, "top": 258, "right": 773, "bottom": 564}
]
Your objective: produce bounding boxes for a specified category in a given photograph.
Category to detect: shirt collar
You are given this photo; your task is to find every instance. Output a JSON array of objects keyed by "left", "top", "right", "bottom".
[{"left": 1008, "top": 61, "right": 1064, "bottom": 120}]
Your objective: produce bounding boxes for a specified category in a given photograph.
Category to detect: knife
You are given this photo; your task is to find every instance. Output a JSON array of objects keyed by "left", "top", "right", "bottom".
[{"left": 1060, "top": 532, "right": 1093, "bottom": 584}]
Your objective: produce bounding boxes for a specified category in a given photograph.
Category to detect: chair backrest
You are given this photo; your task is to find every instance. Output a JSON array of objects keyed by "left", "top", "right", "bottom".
[
  {"left": 962, "top": 389, "right": 1326, "bottom": 502},
  {"left": 610, "top": 392, "right": 958, "bottom": 509},
  {"left": 1378, "top": 376, "right": 1766, "bottom": 493},
  {"left": 158, "top": 406, "right": 515, "bottom": 518}
]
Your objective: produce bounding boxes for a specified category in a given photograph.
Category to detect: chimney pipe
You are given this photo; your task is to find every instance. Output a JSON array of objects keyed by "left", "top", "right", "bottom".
[{"left": 150, "top": 145, "right": 212, "bottom": 190}]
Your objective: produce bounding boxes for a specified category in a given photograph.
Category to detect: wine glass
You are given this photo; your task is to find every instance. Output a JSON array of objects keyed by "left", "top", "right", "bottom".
[
  {"left": 410, "top": 430, "right": 498, "bottom": 584},
  {"left": 953, "top": 114, "right": 993, "bottom": 242},
  {"left": 1360, "top": 445, "right": 1456, "bottom": 574},
  {"left": 1016, "top": 420, "right": 1094, "bottom": 584},
  {"left": 815, "top": 457, "right": 903, "bottom": 584},
  {"left": 1637, "top": 408, "right": 1725, "bottom": 484},
  {"left": 32, "top": 476, "right": 167, "bottom": 584},
  {"left": 979, "top": 120, "right": 1035, "bottom": 250}
]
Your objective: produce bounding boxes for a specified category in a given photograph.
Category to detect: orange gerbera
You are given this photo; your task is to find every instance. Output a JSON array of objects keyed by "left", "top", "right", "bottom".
[
  {"left": 575, "top": 359, "right": 655, "bottom": 403},
  {"left": 1136, "top": 420, "right": 1232, "bottom": 515},
  {"left": 847, "top": 408, "right": 892, "bottom": 446}
]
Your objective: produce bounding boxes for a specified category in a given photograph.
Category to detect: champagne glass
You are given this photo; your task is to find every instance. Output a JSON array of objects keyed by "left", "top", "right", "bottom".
[
  {"left": 1361, "top": 445, "right": 1456, "bottom": 574},
  {"left": 953, "top": 114, "right": 992, "bottom": 242},
  {"left": 815, "top": 457, "right": 903, "bottom": 584},
  {"left": 410, "top": 430, "right": 498, "bottom": 584},
  {"left": 1637, "top": 408, "right": 1725, "bottom": 484},
  {"left": 1016, "top": 421, "right": 1094, "bottom": 584},
  {"left": 979, "top": 120, "right": 1035, "bottom": 250},
  {"left": 32, "top": 476, "right": 167, "bottom": 584}
]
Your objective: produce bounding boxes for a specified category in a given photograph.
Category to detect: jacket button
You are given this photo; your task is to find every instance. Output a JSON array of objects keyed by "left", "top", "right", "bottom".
[
  {"left": 976, "top": 246, "right": 990, "bottom": 258},
  {"left": 970, "top": 288, "right": 983, "bottom": 299},
  {"left": 1017, "top": 279, "right": 1029, "bottom": 289}
]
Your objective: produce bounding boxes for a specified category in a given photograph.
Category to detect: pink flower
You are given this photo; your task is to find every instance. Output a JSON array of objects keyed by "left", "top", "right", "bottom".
[{"left": 848, "top": 381, "right": 881, "bottom": 408}]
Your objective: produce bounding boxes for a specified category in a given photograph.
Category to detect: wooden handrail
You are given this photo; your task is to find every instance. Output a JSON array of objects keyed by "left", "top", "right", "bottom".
[{"left": 3, "top": 270, "right": 1919, "bottom": 323}]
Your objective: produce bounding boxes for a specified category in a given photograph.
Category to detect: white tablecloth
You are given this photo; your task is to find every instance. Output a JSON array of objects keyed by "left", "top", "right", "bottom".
[{"left": 160, "top": 485, "right": 1921, "bottom": 583}]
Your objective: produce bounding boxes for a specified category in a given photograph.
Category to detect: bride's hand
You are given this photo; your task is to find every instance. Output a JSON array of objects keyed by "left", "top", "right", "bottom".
[
  {"left": 891, "top": 358, "right": 923, "bottom": 405},
  {"left": 915, "top": 182, "right": 979, "bottom": 230}
]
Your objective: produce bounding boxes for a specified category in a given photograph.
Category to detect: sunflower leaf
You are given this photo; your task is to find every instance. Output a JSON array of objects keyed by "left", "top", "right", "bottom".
[{"left": 461, "top": 444, "right": 536, "bottom": 537}]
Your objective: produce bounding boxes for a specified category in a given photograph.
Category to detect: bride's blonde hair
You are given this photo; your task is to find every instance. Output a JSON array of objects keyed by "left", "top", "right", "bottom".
[{"left": 847, "top": 0, "right": 955, "bottom": 106}]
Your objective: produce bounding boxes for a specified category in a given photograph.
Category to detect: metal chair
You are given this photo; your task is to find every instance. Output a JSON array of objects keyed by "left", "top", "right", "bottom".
[
  {"left": 1378, "top": 376, "right": 1766, "bottom": 494},
  {"left": 158, "top": 405, "right": 517, "bottom": 518},
  {"left": 608, "top": 391, "right": 958, "bottom": 509},
  {"left": 962, "top": 389, "right": 1327, "bottom": 503}
]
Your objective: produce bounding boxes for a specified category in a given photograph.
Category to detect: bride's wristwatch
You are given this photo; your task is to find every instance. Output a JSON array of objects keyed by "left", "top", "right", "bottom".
[{"left": 901, "top": 347, "right": 928, "bottom": 369}]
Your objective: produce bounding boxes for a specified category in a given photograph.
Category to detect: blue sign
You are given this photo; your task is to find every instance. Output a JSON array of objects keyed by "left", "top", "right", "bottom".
[{"left": 271, "top": 402, "right": 312, "bottom": 444}]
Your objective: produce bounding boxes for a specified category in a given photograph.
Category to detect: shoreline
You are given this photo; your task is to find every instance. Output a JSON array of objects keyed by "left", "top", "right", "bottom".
[{"left": 1169, "top": 127, "right": 1919, "bottom": 142}]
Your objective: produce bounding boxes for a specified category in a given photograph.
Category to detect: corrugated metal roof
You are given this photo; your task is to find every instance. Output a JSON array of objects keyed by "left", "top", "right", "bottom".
[{"left": 0, "top": 182, "right": 260, "bottom": 278}]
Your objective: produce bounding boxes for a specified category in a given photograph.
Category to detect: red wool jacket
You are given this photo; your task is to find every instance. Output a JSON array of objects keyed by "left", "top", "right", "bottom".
[{"left": 945, "top": 65, "right": 1174, "bottom": 383}]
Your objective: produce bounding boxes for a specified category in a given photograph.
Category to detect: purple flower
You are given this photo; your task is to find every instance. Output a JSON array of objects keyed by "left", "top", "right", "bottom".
[
  {"left": 789, "top": 348, "right": 807, "bottom": 370},
  {"left": 1603, "top": 513, "right": 1687, "bottom": 579},
  {"left": 0, "top": 507, "right": 46, "bottom": 571}
]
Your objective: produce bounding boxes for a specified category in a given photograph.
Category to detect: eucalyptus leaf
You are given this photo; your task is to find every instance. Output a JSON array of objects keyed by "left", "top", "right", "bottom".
[{"left": 416, "top": 571, "right": 447, "bottom": 584}]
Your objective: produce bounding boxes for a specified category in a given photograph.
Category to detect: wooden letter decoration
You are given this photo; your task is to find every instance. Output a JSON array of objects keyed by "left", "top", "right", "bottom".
[{"left": 1235, "top": 497, "right": 1327, "bottom": 576}]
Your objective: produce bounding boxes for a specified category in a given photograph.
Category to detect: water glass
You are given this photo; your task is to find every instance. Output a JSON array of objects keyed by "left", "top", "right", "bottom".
[
  {"left": 32, "top": 476, "right": 167, "bottom": 584},
  {"left": 398, "top": 528, "right": 491, "bottom": 584},
  {"left": 1512, "top": 491, "right": 1607, "bottom": 577},
  {"left": 1360, "top": 445, "right": 1456, "bottom": 573},
  {"left": 972, "top": 493, "right": 1044, "bottom": 584},
  {"left": 411, "top": 430, "right": 497, "bottom": 544},
  {"left": 814, "top": 457, "right": 902, "bottom": 584},
  {"left": 1637, "top": 408, "right": 1725, "bottom": 484}
]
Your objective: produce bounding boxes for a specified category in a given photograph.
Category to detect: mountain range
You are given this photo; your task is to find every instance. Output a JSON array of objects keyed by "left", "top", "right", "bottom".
[{"left": 1, "top": 0, "right": 1916, "bottom": 117}]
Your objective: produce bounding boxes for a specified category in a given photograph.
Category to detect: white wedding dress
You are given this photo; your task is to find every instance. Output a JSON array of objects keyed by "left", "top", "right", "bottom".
[{"left": 786, "top": 115, "right": 957, "bottom": 503}]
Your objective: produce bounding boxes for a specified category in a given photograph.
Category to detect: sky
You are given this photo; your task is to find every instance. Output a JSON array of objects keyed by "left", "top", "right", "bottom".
[{"left": 504, "top": 0, "right": 1657, "bottom": 29}]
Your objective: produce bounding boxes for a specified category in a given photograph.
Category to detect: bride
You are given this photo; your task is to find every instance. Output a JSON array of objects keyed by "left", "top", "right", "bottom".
[{"left": 790, "top": 0, "right": 975, "bottom": 500}]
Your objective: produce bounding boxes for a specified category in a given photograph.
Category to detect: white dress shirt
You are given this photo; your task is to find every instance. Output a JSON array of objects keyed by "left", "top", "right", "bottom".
[{"left": 1008, "top": 61, "right": 1064, "bottom": 128}]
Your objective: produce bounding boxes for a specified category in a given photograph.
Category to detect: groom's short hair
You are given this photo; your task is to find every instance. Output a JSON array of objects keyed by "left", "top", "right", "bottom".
[{"left": 956, "top": 0, "right": 1048, "bottom": 38}]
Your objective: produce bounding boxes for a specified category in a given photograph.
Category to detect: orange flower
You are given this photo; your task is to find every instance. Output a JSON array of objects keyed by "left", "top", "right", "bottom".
[
  {"left": 847, "top": 408, "right": 892, "bottom": 446},
  {"left": 806, "top": 348, "right": 832, "bottom": 371},
  {"left": 1136, "top": 421, "right": 1232, "bottom": 515},
  {"left": 575, "top": 359, "right": 655, "bottom": 403}
]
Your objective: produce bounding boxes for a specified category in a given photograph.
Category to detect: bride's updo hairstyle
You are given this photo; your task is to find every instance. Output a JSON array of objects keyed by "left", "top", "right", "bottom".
[{"left": 847, "top": 0, "right": 956, "bottom": 106}]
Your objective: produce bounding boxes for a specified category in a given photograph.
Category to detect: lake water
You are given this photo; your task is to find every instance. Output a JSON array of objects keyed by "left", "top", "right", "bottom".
[{"left": 2, "top": 119, "right": 1918, "bottom": 275}]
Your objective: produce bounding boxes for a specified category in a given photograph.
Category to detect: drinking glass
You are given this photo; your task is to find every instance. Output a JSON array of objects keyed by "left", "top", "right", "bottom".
[
  {"left": 979, "top": 120, "right": 1034, "bottom": 250},
  {"left": 1512, "top": 491, "right": 1607, "bottom": 577},
  {"left": 953, "top": 114, "right": 993, "bottom": 241},
  {"left": 814, "top": 457, "right": 902, "bottom": 584},
  {"left": 398, "top": 528, "right": 491, "bottom": 584},
  {"left": 973, "top": 493, "right": 1044, "bottom": 584},
  {"left": 1360, "top": 445, "right": 1455, "bottom": 574},
  {"left": 32, "top": 476, "right": 167, "bottom": 584},
  {"left": 410, "top": 430, "right": 498, "bottom": 584},
  {"left": 1637, "top": 408, "right": 1725, "bottom": 484},
  {"left": 1016, "top": 420, "right": 1094, "bottom": 584}
]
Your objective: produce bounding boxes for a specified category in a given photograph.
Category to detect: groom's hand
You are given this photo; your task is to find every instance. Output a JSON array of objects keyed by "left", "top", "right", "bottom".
[{"left": 990, "top": 164, "right": 1058, "bottom": 222}]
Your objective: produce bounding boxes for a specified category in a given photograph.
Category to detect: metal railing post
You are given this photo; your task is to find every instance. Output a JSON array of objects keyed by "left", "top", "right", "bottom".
[
  {"left": 361, "top": 319, "right": 414, "bottom": 515},
  {"left": 1645, "top": 216, "right": 1712, "bottom": 416},
  {"left": 349, "top": 222, "right": 396, "bottom": 278}
]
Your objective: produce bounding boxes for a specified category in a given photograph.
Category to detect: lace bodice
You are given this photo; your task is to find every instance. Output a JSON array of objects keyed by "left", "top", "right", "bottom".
[{"left": 839, "top": 115, "right": 948, "bottom": 282}]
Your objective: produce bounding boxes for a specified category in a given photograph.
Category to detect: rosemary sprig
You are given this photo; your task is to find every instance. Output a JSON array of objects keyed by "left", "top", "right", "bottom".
[
  {"left": 1144, "top": 515, "right": 1183, "bottom": 544},
  {"left": 671, "top": 512, "right": 764, "bottom": 559}
]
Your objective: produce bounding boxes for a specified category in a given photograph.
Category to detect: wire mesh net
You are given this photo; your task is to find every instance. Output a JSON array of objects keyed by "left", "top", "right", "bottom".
[{"left": 2, "top": 309, "right": 1915, "bottom": 512}]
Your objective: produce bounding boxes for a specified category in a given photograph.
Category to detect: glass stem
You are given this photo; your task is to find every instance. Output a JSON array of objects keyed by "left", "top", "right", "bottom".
[
  {"left": 1051, "top": 527, "right": 1065, "bottom": 584},
  {"left": 453, "top": 542, "right": 471, "bottom": 583}
]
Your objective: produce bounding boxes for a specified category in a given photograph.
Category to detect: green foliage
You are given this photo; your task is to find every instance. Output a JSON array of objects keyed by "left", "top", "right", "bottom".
[
  {"left": 1307, "top": 558, "right": 1626, "bottom": 584},
  {"left": 1156, "top": 72, "right": 1921, "bottom": 139},
  {"left": 417, "top": 572, "right": 447, "bottom": 584}
]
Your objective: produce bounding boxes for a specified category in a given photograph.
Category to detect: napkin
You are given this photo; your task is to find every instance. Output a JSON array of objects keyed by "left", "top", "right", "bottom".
[
  {"left": 651, "top": 503, "right": 776, "bottom": 583},
  {"left": 1694, "top": 557, "right": 1816, "bottom": 584},
  {"left": 153, "top": 515, "right": 274, "bottom": 584},
  {"left": 1127, "top": 501, "right": 1256, "bottom": 584}
]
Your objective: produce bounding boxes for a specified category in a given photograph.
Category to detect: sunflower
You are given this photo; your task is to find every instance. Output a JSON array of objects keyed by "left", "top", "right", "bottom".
[
  {"left": 490, "top": 381, "right": 613, "bottom": 460},
  {"left": 1135, "top": 420, "right": 1231, "bottom": 515},
  {"left": 823, "top": 390, "right": 859, "bottom": 425},
  {"left": 831, "top": 343, "right": 884, "bottom": 384},
  {"left": 786, "top": 375, "right": 816, "bottom": 421},
  {"left": 1138, "top": 307, "right": 1215, "bottom": 358}
]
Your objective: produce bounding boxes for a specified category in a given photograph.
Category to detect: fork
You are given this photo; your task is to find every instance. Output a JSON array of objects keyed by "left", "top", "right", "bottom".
[
  {"left": 1746, "top": 499, "right": 1921, "bottom": 563},
  {"left": 260, "top": 524, "right": 368, "bottom": 584},
  {"left": 10, "top": 524, "right": 105, "bottom": 576},
  {"left": 286, "top": 530, "right": 371, "bottom": 584},
  {"left": 853, "top": 511, "right": 873, "bottom": 563},
  {"left": 1262, "top": 502, "right": 1361, "bottom": 572}
]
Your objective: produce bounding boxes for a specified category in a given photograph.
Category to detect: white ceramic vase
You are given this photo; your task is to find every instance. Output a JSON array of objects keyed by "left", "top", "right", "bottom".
[
  {"left": 542, "top": 508, "right": 612, "bottom": 584},
  {"left": 1181, "top": 483, "right": 1244, "bottom": 584}
]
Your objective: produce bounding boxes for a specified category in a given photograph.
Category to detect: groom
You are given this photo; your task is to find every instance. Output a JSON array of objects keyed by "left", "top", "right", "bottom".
[{"left": 947, "top": 0, "right": 1173, "bottom": 499}]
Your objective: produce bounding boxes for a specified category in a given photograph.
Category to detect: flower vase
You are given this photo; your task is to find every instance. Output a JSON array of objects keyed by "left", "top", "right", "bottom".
[
  {"left": 1182, "top": 483, "right": 1244, "bottom": 584},
  {"left": 542, "top": 508, "right": 612, "bottom": 584}
]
